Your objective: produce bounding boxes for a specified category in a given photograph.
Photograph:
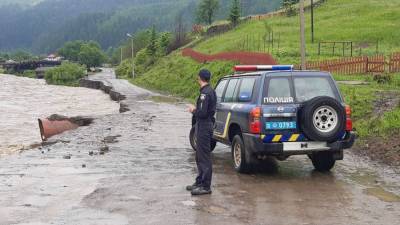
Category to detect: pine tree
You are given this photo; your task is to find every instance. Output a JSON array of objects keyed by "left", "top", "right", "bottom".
[
  {"left": 147, "top": 26, "right": 158, "bottom": 56},
  {"left": 196, "top": 0, "right": 219, "bottom": 25},
  {"left": 229, "top": 0, "right": 241, "bottom": 26}
]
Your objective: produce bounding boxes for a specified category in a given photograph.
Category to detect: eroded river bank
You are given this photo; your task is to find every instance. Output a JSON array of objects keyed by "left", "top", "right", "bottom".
[
  {"left": 0, "top": 74, "right": 119, "bottom": 155},
  {"left": 0, "top": 69, "right": 399, "bottom": 225}
]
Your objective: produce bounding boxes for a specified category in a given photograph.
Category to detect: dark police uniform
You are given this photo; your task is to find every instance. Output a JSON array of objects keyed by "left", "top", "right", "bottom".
[{"left": 194, "top": 84, "right": 217, "bottom": 190}]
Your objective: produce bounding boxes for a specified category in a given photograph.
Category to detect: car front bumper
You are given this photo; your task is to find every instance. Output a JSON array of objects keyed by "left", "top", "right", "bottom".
[{"left": 242, "top": 131, "right": 356, "bottom": 156}]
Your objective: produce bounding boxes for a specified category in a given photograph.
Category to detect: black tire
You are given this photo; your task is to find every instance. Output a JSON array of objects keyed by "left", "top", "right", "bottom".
[
  {"left": 231, "top": 135, "right": 251, "bottom": 173},
  {"left": 189, "top": 126, "right": 217, "bottom": 152},
  {"left": 300, "top": 96, "right": 346, "bottom": 143},
  {"left": 310, "top": 152, "right": 336, "bottom": 172}
]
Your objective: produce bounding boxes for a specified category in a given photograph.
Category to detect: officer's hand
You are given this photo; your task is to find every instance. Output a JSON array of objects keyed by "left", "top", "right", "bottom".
[{"left": 187, "top": 104, "right": 196, "bottom": 113}]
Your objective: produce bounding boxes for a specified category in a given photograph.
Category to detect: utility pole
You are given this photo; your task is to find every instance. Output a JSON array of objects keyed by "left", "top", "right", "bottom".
[
  {"left": 299, "top": 0, "right": 306, "bottom": 70},
  {"left": 127, "top": 33, "right": 135, "bottom": 79},
  {"left": 120, "top": 47, "right": 123, "bottom": 64},
  {"left": 311, "top": 0, "right": 314, "bottom": 43}
]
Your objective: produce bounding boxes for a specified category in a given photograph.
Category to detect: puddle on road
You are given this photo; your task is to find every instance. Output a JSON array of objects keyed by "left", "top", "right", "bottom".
[
  {"left": 364, "top": 187, "right": 400, "bottom": 202},
  {"left": 347, "top": 169, "right": 400, "bottom": 202}
]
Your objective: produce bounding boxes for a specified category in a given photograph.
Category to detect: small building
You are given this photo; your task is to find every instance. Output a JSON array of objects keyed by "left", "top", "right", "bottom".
[{"left": 45, "top": 54, "right": 62, "bottom": 62}]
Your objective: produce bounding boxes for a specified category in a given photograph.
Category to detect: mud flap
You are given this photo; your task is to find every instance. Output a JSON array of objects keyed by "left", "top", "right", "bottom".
[{"left": 332, "top": 150, "right": 343, "bottom": 160}]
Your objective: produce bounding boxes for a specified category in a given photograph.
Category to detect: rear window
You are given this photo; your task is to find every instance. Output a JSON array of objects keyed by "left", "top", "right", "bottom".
[
  {"left": 263, "top": 77, "right": 294, "bottom": 104},
  {"left": 294, "top": 77, "right": 336, "bottom": 102}
]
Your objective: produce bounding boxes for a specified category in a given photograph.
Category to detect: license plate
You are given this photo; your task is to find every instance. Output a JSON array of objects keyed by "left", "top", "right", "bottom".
[
  {"left": 283, "top": 142, "right": 329, "bottom": 151},
  {"left": 266, "top": 121, "right": 297, "bottom": 130}
]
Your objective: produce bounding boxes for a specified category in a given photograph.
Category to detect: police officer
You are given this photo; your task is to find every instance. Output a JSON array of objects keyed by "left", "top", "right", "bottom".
[{"left": 187, "top": 69, "right": 217, "bottom": 195}]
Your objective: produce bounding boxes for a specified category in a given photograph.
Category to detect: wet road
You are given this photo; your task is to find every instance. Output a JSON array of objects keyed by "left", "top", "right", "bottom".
[{"left": 0, "top": 69, "right": 399, "bottom": 225}]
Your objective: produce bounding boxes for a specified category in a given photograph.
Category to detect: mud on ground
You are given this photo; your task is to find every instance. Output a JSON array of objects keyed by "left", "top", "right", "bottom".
[{"left": 352, "top": 90, "right": 400, "bottom": 167}]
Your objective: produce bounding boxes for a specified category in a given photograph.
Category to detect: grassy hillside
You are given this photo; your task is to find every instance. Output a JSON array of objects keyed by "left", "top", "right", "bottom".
[
  {"left": 194, "top": 0, "right": 400, "bottom": 64},
  {"left": 133, "top": 0, "right": 400, "bottom": 146},
  {"left": 137, "top": 0, "right": 400, "bottom": 94}
]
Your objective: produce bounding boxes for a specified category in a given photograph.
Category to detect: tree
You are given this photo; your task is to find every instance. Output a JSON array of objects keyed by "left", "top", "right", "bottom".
[
  {"left": 170, "top": 11, "right": 189, "bottom": 52},
  {"left": 229, "top": 0, "right": 241, "bottom": 26},
  {"left": 58, "top": 40, "right": 107, "bottom": 69},
  {"left": 146, "top": 26, "right": 158, "bottom": 57},
  {"left": 77, "top": 43, "right": 106, "bottom": 69},
  {"left": 282, "top": 0, "right": 298, "bottom": 17},
  {"left": 10, "top": 50, "right": 35, "bottom": 61},
  {"left": 58, "top": 41, "right": 84, "bottom": 62},
  {"left": 157, "top": 32, "right": 172, "bottom": 56},
  {"left": 196, "top": 0, "right": 219, "bottom": 25}
]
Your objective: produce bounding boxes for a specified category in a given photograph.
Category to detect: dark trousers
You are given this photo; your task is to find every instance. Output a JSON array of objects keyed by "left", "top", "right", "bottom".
[{"left": 195, "top": 121, "right": 213, "bottom": 190}]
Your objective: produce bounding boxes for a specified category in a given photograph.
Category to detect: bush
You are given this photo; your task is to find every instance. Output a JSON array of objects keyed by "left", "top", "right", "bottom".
[
  {"left": 21, "top": 70, "right": 36, "bottom": 78},
  {"left": 45, "top": 62, "right": 86, "bottom": 86},
  {"left": 115, "top": 59, "right": 133, "bottom": 79}
]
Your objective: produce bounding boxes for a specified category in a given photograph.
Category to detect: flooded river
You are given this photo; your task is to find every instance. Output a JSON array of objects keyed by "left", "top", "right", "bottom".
[{"left": 0, "top": 74, "right": 119, "bottom": 155}]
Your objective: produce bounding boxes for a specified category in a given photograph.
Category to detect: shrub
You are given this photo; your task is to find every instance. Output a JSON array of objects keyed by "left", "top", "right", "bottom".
[
  {"left": 45, "top": 62, "right": 86, "bottom": 86},
  {"left": 115, "top": 59, "right": 133, "bottom": 79},
  {"left": 22, "top": 70, "right": 36, "bottom": 78}
]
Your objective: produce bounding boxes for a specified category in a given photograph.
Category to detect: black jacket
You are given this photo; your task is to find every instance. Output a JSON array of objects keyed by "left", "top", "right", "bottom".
[{"left": 194, "top": 84, "right": 217, "bottom": 123}]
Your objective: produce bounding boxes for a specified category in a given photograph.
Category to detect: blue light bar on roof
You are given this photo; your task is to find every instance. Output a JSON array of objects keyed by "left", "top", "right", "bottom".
[{"left": 234, "top": 65, "right": 294, "bottom": 72}]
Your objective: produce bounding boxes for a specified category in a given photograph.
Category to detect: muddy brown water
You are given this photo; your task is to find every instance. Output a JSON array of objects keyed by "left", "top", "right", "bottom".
[
  {"left": 0, "top": 74, "right": 119, "bottom": 155},
  {"left": 0, "top": 69, "right": 399, "bottom": 225}
]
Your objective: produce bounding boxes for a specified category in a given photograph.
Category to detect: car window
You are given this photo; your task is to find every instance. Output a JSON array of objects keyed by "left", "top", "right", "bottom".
[
  {"left": 215, "top": 79, "right": 228, "bottom": 103},
  {"left": 268, "top": 78, "right": 291, "bottom": 97},
  {"left": 223, "top": 79, "right": 239, "bottom": 102},
  {"left": 294, "top": 77, "right": 336, "bottom": 102},
  {"left": 238, "top": 77, "right": 256, "bottom": 102},
  {"left": 263, "top": 77, "right": 293, "bottom": 104}
]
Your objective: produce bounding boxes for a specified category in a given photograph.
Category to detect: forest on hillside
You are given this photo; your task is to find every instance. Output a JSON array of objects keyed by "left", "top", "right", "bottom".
[{"left": 0, "top": 0, "right": 282, "bottom": 53}]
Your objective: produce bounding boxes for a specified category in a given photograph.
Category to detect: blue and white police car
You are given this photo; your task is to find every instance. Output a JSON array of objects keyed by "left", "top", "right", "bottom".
[{"left": 190, "top": 65, "right": 356, "bottom": 173}]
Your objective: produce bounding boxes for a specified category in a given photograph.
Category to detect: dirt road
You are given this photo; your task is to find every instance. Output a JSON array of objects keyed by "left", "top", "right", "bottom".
[{"left": 0, "top": 69, "right": 399, "bottom": 225}]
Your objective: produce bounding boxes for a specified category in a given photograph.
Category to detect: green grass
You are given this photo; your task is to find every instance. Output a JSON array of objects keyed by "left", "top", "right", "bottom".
[
  {"left": 194, "top": 0, "right": 400, "bottom": 64},
  {"left": 133, "top": 53, "right": 235, "bottom": 102},
  {"left": 339, "top": 81, "right": 400, "bottom": 138},
  {"left": 131, "top": 0, "right": 400, "bottom": 139}
]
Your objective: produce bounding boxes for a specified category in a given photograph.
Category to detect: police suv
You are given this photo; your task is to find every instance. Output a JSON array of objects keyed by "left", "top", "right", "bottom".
[{"left": 190, "top": 65, "right": 356, "bottom": 173}]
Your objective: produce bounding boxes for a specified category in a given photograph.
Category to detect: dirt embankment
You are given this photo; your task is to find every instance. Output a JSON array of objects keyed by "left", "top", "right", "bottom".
[
  {"left": 80, "top": 78, "right": 130, "bottom": 113},
  {"left": 353, "top": 90, "right": 400, "bottom": 167}
]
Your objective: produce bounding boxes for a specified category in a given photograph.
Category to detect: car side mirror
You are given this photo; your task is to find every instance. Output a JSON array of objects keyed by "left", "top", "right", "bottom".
[{"left": 238, "top": 92, "right": 251, "bottom": 102}]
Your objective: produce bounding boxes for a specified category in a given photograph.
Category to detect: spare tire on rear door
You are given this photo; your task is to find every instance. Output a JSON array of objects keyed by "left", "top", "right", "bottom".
[{"left": 299, "top": 96, "right": 345, "bottom": 143}]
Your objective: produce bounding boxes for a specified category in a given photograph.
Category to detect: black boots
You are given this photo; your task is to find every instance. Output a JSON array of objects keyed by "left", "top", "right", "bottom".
[
  {"left": 186, "top": 183, "right": 200, "bottom": 191},
  {"left": 190, "top": 186, "right": 212, "bottom": 195}
]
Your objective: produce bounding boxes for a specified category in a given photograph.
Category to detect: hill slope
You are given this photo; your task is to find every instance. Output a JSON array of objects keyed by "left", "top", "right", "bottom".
[
  {"left": 133, "top": 0, "right": 400, "bottom": 149},
  {"left": 0, "top": 0, "right": 282, "bottom": 53},
  {"left": 137, "top": 0, "right": 400, "bottom": 95}
]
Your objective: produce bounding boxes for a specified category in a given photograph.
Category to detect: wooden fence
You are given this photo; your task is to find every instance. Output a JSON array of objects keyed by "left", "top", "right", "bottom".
[
  {"left": 298, "top": 55, "right": 388, "bottom": 74},
  {"left": 389, "top": 53, "right": 400, "bottom": 73}
]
